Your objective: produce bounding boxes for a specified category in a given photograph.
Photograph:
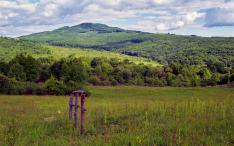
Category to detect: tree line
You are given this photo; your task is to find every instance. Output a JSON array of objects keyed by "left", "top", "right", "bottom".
[{"left": 0, "top": 54, "right": 233, "bottom": 95}]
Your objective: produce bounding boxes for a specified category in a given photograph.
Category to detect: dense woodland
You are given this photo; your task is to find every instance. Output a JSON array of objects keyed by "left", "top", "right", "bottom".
[
  {"left": 0, "top": 54, "right": 233, "bottom": 95},
  {"left": 20, "top": 23, "right": 234, "bottom": 66}
]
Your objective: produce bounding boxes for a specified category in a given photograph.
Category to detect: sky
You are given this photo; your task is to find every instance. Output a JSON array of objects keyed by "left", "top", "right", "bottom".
[{"left": 1, "top": 0, "right": 234, "bottom": 37}]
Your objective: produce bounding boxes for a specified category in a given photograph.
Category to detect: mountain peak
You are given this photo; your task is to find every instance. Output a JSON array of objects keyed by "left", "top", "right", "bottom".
[
  {"left": 68, "top": 22, "right": 124, "bottom": 33},
  {"left": 78, "top": 23, "right": 108, "bottom": 28}
]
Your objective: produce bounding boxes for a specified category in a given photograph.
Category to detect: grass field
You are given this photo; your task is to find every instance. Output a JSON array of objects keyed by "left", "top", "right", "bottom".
[
  {"left": 0, "top": 43, "right": 159, "bottom": 66},
  {"left": 48, "top": 46, "right": 159, "bottom": 66},
  {"left": 0, "top": 86, "right": 234, "bottom": 146}
]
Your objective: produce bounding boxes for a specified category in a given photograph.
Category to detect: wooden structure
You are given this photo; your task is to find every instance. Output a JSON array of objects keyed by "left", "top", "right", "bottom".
[{"left": 69, "top": 90, "right": 87, "bottom": 134}]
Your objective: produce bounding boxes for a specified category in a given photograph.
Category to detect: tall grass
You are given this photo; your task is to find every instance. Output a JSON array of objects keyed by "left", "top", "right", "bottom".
[{"left": 0, "top": 87, "right": 233, "bottom": 146}]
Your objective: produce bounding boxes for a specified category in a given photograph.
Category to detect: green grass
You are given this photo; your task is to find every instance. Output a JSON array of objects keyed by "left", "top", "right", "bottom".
[
  {"left": 47, "top": 46, "right": 159, "bottom": 66},
  {"left": 0, "top": 86, "right": 234, "bottom": 146},
  {"left": 0, "top": 37, "right": 159, "bottom": 66}
]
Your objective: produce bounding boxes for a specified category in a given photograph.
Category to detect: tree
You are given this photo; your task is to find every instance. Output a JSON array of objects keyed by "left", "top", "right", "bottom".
[
  {"left": 0, "top": 61, "right": 8, "bottom": 75},
  {"left": 45, "top": 76, "right": 65, "bottom": 95},
  {"left": 67, "top": 59, "right": 87, "bottom": 82},
  {"left": 198, "top": 68, "right": 212, "bottom": 80},
  {"left": 9, "top": 55, "right": 40, "bottom": 81},
  {"left": 8, "top": 63, "right": 26, "bottom": 81},
  {"left": 111, "top": 67, "right": 132, "bottom": 84},
  {"left": 38, "top": 65, "right": 51, "bottom": 82},
  {"left": 166, "top": 72, "right": 176, "bottom": 86},
  {"left": 169, "top": 63, "right": 183, "bottom": 75},
  {"left": 91, "top": 57, "right": 103, "bottom": 68},
  {"left": 50, "top": 59, "right": 65, "bottom": 79}
]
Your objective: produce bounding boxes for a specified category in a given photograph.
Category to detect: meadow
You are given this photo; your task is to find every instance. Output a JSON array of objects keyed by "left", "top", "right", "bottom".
[
  {"left": 48, "top": 46, "right": 159, "bottom": 66},
  {"left": 0, "top": 86, "right": 233, "bottom": 146},
  {"left": 0, "top": 37, "right": 159, "bottom": 66}
]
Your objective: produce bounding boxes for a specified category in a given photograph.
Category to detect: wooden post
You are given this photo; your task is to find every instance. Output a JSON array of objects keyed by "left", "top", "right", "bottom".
[
  {"left": 80, "top": 94, "right": 85, "bottom": 134},
  {"left": 74, "top": 94, "right": 79, "bottom": 128},
  {"left": 69, "top": 90, "right": 87, "bottom": 134}
]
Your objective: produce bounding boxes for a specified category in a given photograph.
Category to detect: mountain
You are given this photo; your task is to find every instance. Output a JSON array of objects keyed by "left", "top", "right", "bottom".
[
  {"left": 56, "top": 23, "right": 126, "bottom": 33},
  {"left": 20, "top": 23, "right": 234, "bottom": 66},
  {"left": 19, "top": 23, "right": 145, "bottom": 47}
]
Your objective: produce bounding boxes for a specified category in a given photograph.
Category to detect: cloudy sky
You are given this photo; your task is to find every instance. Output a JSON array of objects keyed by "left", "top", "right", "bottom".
[{"left": 1, "top": 0, "right": 234, "bottom": 37}]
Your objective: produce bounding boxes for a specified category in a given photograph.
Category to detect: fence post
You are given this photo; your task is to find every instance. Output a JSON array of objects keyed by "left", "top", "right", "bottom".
[
  {"left": 80, "top": 93, "right": 85, "bottom": 134},
  {"left": 69, "top": 94, "right": 73, "bottom": 120},
  {"left": 69, "top": 90, "right": 87, "bottom": 134},
  {"left": 74, "top": 93, "right": 79, "bottom": 128}
]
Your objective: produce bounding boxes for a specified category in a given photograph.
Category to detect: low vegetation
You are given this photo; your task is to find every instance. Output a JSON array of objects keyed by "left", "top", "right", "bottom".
[{"left": 0, "top": 86, "right": 233, "bottom": 146}]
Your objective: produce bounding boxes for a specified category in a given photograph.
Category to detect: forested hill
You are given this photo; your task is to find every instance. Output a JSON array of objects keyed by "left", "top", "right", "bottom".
[
  {"left": 0, "top": 37, "right": 158, "bottom": 66},
  {"left": 20, "top": 23, "right": 234, "bottom": 66},
  {"left": 0, "top": 37, "right": 51, "bottom": 62}
]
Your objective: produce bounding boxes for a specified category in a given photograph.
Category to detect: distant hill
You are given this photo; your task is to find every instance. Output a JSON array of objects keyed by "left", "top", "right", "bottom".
[
  {"left": 19, "top": 23, "right": 145, "bottom": 47},
  {"left": 20, "top": 23, "right": 234, "bottom": 65},
  {"left": 0, "top": 37, "right": 159, "bottom": 66}
]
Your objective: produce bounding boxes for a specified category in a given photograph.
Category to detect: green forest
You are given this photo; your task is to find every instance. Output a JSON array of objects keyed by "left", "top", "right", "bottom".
[
  {"left": 0, "top": 23, "right": 234, "bottom": 95},
  {"left": 20, "top": 23, "right": 234, "bottom": 66},
  {"left": 1, "top": 53, "right": 233, "bottom": 95}
]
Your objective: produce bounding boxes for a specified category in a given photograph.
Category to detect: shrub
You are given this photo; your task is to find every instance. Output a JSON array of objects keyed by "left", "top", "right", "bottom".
[
  {"left": 0, "top": 74, "right": 11, "bottom": 94},
  {"left": 89, "top": 76, "right": 101, "bottom": 85},
  {"left": 145, "top": 77, "right": 164, "bottom": 86},
  {"left": 64, "top": 81, "right": 84, "bottom": 95},
  {"left": 44, "top": 76, "right": 66, "bottom": 95}
]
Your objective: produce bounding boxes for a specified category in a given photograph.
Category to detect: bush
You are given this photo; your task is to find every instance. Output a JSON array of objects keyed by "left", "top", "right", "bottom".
[
  {"left": 109, "top": 77, "right": 118, "bottom": 86},
  {"left": 0, "top": 74, "right": 11, "bottom": 94},
  {"left": 0, "top": 74, "right": 27, "bottom": 95},
  {"left": 145, "top": 77, "right": 164, "bottom": 86},
  {"left": 64, "top": 81, "right": 84, "bottom": 95},
  {"left": 89, "top": 76, "right": 101, "bottom": 85},
  {"left": 44, "top": 76, "right": 66, "bottom": 95},
  {"left": 0, "top": 74, "right": 87, "bottom": 95}
]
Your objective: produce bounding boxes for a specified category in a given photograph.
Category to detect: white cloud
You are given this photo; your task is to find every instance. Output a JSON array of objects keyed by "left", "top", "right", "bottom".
[
  {"left": 130, "top": 10, "right": 203, "bottom": 32},
  {"left": 0, "top": 0, "right": 234, "bottom": 36},
  {"left": 152, "top": 0, "right": 175, "bottom": 5},
  {"left": 185, "top": 12, "right": 204, "bottom": 23},
  {"left": 42, "top": 3, "right": 58, "bottom": 17}
]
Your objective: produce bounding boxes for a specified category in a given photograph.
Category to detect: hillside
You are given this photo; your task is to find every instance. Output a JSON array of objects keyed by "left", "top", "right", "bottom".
[
  {"left": 20, "top": 23, "right": 234, "bottom": 65},
  {"left": 0, "top": 37, "right": 158, "bottom": 66},
  {"left": 0, "top": 37, "right": 50, "bottom": 62},
  {"left": 1, "top": 37, "right": 233, "bottom": 89}
]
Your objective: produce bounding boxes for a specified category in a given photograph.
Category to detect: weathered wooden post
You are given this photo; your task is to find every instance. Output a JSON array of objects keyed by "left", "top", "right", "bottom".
[
  {"left": 80, "top": 93, "right": 85, "bottom": 134},
  {"left": 69, "top": 90, "right": 87, "bottom": 134},
  {"left": 74, "top": 93, "right": 79, "bottom": 128}
]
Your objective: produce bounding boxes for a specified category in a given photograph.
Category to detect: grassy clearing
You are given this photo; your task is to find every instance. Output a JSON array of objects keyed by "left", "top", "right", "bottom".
[
  {"left": 47, "top": 46, "right": 159, "bottom": 66},
  {"left": 0, "top": 42, "right": 159, "bottom": 66},
  {"left": 0, "top": 86, "right": 233, "bottom": 146}
]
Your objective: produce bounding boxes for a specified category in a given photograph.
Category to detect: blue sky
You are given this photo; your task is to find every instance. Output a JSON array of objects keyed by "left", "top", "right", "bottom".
[{"left": 1, "top": 0, "right": 234, "bottom": 37}]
